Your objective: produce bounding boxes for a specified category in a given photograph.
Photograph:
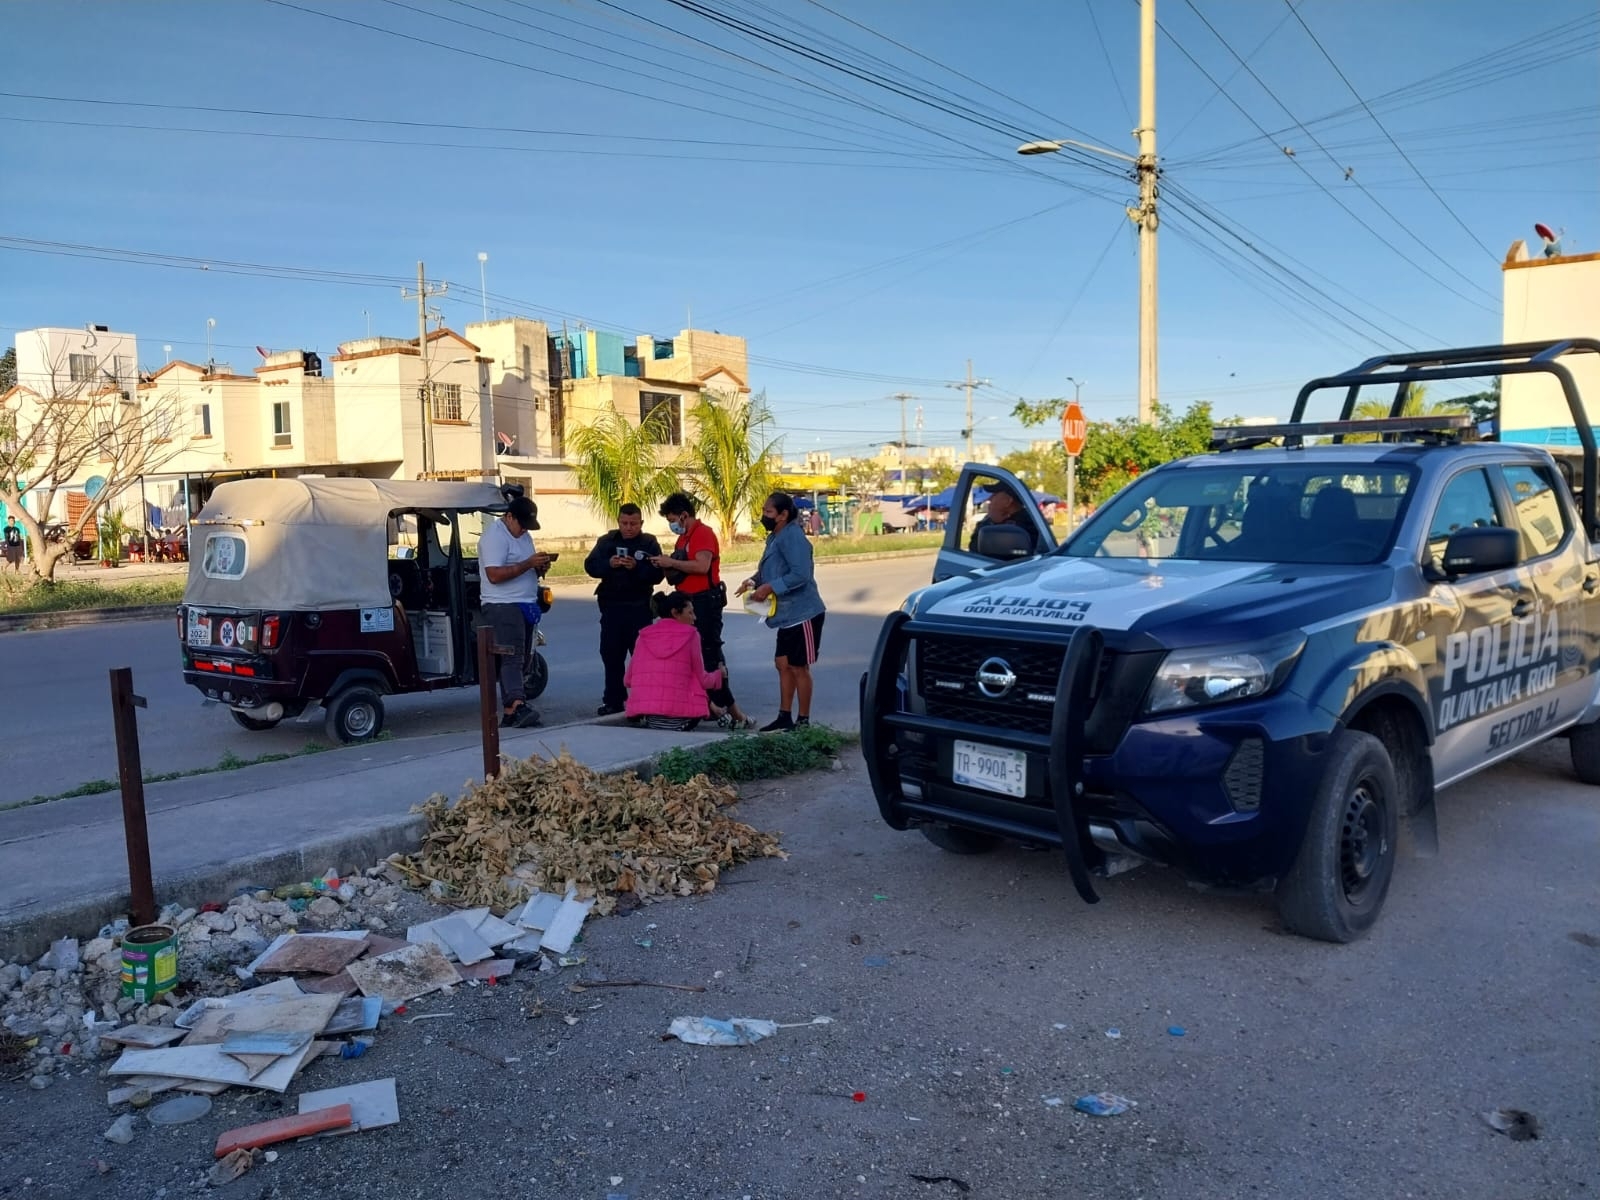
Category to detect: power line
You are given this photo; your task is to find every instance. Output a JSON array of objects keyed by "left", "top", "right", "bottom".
[
  {"left": 1282, "top": 1, "right": 1498, "bottom": 260},
  {"left": 1158, "top": 2, "right": 1499, "bottom": 311},
  {"left": 1081, "top": 0, "right": 1134, "bottom": 123}
]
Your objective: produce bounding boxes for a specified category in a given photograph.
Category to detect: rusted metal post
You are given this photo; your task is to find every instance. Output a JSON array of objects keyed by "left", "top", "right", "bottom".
[
  {"left": 109, "top": 667, "right": 156, "bottom": 926},
  {"left": 477, "top": 625, "right": 502, "bottom": 780}
]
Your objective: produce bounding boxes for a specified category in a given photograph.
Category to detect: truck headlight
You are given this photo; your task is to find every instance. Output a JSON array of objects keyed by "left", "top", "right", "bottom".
[{"left": 1144, "top": 637, "right": 1304, "bottom": 714}]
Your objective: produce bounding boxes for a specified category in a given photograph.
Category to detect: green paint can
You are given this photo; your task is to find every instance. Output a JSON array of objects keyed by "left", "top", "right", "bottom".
[{"left": 120, "top": 924, "right": 179, "bottom": 1002}]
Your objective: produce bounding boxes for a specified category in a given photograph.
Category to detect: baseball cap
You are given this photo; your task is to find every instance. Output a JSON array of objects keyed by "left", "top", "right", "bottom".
[{"left": 508, "top": 496, "right": 540, "bottom": 530}]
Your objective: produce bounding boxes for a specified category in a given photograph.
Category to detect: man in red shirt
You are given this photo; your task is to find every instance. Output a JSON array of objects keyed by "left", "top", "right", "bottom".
[{"left": 649, "top": 493, "right": 753, "bottom": 729}]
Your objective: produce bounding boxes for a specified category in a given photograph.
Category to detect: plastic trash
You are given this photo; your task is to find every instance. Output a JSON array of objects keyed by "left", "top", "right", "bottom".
[
  {"left": 1105, "top": 1028, "right": 1122, "bottom": 1039},
  {"left": 862, "top": 956, "right": 889, "bottom": 968},
  {"left": 667, "top": 1016, "right": 778, "bottom": 1046},
  {"left": 1482, "top": 1109, "right": 1539, "bottom": 1141},
  {"left": 147, "top": 1095, "right": 212, "bottom": 1126},
  {"left": 1043, "top": 1096, "right": 1065, "bottom": 1107},
  {"left": 1074, "top": 1093, "right": 1132, "bottom": 1117},
  {"left": 1167, "top": 1025, "right": 1186, "bottom": 1037},
  {"left": 340, "top": 1035, "right": 375, "bottom": 1060}
]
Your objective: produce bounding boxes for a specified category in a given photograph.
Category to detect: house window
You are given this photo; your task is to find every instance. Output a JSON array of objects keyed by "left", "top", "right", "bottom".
[
  {"left": 639, "top": 392, "right": 682, "bottom": 445},
  {"left": 69, "top": 353, "right": 97, "bottom": 384},
  {"left": 193, "top": 403, "right": 211, "bottom": 437},
  {"left": 97, "top": 420, "right": 114, "bottom": 461},
  {"left": 422, "top": 382, "right": 463, "bottom": 422},
  {"left": 113, "top": 355, "right": 131, "bottom": 381},
  {"left": 272, "top": 401, "right": 292, "bottom": 447}
]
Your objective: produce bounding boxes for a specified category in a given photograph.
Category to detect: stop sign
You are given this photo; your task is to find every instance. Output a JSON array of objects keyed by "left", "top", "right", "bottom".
[{"left": 1060, "top": 401, "right": 1087, "bottom": 456}]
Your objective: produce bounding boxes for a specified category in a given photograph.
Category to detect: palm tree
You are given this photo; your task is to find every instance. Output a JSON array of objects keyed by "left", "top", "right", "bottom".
[
  {"left": 684, "top": 390, "right": 782, "bottom": 546},
  {"left": 1352, "top": 383, "right": 1466, "bottom": 420},
  {"left": 567, "top": 407, "right": 678, "bottom": 523}
]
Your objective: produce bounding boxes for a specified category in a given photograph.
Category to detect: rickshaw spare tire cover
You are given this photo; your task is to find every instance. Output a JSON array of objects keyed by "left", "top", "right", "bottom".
[{"left": 182, "top": 478, "right": 510, "bottom": 612}]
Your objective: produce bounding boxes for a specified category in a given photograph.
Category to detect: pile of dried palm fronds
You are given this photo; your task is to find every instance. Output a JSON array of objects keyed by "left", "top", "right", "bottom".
[{"left": 398, "top": 751, "right": 784, "bottom": 916}]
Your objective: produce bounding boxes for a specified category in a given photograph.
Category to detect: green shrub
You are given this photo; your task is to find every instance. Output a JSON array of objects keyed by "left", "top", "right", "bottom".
[{"left": 654, "top": 723, "right": 849, "bottom": 784}]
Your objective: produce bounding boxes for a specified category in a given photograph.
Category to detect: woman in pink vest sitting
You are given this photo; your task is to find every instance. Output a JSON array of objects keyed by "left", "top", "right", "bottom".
[{"left": 625, "top": 591, "right": 724, "bottom": 730}]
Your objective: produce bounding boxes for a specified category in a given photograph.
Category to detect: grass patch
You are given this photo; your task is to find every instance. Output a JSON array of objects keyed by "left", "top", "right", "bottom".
[
  {"left": 654, "top": 722, "right": 851, "bottom": 785},
  {"left": 0, "top": 576, "right": 186, "bottom": 615},
  {"left": 4, "top": 740, "right": 332, "bottom": 811}
]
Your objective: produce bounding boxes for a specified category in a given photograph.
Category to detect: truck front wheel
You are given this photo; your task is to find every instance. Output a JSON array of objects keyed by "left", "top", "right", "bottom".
[
  {"left": 1568, "top": 722, "right": 1600, "bottom": 784},
  {"left": 921, "top": 825, "right": 1002, "bottom": 855},
  {"left": 1275, "top": 730, "right": 1398, "bottom": 943}
]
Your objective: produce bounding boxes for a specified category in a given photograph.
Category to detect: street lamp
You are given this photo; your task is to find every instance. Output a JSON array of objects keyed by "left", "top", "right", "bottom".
[
  {"left": 1019, "top": 0, "right": 1158, "bottom": 424},
  {"left": 477, "top": 252, "right": 489, "bottom": 323}
]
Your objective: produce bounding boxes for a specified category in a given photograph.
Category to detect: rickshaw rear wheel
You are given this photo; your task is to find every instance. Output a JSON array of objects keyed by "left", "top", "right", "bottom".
[
  {"left": 230, "top": 710, "right": 280, "bottom": 732},
  {"left": 325, "top": 686, "right": 385, "bottom": 744},
  {"left": 524, "top": 652, "right": 549, "bottom": 700}
]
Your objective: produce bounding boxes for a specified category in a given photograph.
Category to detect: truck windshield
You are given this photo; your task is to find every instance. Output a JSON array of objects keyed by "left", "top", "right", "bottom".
[{"left": 1063, "top": 463, "right": 1418, "bottom": 564}]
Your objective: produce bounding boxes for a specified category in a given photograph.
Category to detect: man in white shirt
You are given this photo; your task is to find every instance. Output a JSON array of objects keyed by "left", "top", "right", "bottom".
[{"left": 479, "top": 495, "right": 550, "bottom": 728}]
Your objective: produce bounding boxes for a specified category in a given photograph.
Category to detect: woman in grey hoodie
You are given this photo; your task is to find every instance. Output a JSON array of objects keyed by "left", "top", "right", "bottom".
[{"left": 738, "top": 491, "right": 827, "bottom": 732}]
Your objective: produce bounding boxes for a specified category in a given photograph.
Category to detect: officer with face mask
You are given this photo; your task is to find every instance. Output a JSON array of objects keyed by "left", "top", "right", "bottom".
[{"left": 737, "top": 490, "right": 826, "bottom": 732}]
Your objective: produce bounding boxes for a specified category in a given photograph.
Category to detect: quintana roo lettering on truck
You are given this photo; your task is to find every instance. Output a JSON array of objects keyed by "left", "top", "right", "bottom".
[
  {"left": 961, "top": 595, "right": 1092, "bottom": 621},
  {"left": 1436, "top": 608, "right": 1561, "bottom": 732}
]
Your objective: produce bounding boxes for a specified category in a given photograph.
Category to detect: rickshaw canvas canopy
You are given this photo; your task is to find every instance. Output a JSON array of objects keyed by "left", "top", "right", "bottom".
[{"left": 183, "top": 477, "right": 509, "bottom": 612}]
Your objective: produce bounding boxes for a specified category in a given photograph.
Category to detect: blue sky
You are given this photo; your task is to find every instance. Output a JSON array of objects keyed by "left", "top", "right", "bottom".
[{"left": 3, "top": 0, "right": 1595, "bottom": 459}]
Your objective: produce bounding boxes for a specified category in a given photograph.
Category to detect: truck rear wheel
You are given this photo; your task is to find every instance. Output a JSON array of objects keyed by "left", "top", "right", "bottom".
[
  {"left": 1569, "top": 722, "right": 1600, "bottom": 784},
  {"left": 921, "top": 825, "right": 1002, "bottom": 855},
  {"left": 1275, "top": 730, "right": 1398, "bottom": 943},
  {"left": 324, "top": 687, "right": 385, "bottom": 744}
]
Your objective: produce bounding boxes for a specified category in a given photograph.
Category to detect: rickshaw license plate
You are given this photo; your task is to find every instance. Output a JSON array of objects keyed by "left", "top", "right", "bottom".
[
  {"left": 952, "top": 740, "right": 1026, "bottom": 797},
  {"left": 186, "top": 610, "right": 212, "bottom": 647}
]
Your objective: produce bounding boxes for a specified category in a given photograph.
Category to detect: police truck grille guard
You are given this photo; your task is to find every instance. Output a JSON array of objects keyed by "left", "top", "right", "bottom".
[{"left": 861, "top": 613, "right": 1105, "bottom": 903}]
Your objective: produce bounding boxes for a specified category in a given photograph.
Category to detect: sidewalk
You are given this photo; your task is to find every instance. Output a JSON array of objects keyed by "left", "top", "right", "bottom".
[{"left": 0, "top": 717, "right": 725, "bottom": 962}]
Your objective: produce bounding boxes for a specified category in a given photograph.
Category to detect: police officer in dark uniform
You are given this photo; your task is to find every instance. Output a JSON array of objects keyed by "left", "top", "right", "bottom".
[{"left": 584, "top": 502, "right": 664, "bottom": 715}]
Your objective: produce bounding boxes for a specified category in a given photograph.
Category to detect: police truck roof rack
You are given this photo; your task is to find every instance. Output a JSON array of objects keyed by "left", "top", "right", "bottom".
[
  {"left": 1225, "top": 340, "right": 1600, "bottom": 541},
  {"left": 1211, "top": 413, "right": 1475, "bottom": 451}
]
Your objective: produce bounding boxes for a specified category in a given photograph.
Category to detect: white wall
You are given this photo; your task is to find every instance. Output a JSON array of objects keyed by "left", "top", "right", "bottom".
[{"left": 13, "top": 326, "right": 140, "bottom": 399}]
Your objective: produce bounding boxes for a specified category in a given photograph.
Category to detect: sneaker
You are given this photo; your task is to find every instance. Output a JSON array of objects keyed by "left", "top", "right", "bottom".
[
  {"left": 510, "top": 705, "right": 543, "bottom": 729},
  {"left": 760, "top": 712, "right": 795, "bottom": 733},
  {"left": 796, "top": 716, "right": 811, "bottom": 728},
  {"left": 501, "top": 708, "right": 520, "bottom": 728},
  {"left": 597, "top": 703, "right": 625, "bottom": 717}
]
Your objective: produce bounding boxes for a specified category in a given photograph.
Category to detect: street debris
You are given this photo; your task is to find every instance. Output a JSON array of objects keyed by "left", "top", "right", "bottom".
[
  {"left": 344, "top": 942, "right": 459, "bottom": 1005},
  {"left": 569, "top": 977, "right": 706, "bottom": 993},
  {"left": 102, "top": 1114, "right": 136, "bottom": 1145},
  {"left": 1481, "top": 1108, "right": 1540, "bottom": 1141},
  {"left": 206, "top": 1148, "right": 255, "bottom": 1188},
  {"left": 147, "top": 1094, "right": 213, "bottom": 1126},
  {"left": 1073, "top": 1093, "right": 1133, "bottom": 1117},
  {"left": 1167, "top": 1026, "right": 1187, "bottom": 1037},
  {"left": 298, "top": 1078, "right": 400, "bottom": 1133},
  {"left": 215, "top": 1103, "right": 354, "bottom": 1157},
  {"left": 666, "top": 1016, "right": 779, "bottom": 1046},
  {"left": 399, "top": 750, "right": 784, "bottom": 916}
]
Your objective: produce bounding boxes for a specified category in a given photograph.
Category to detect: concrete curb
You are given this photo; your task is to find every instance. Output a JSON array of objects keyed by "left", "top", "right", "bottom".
[
  {"left": 0, "top": 547, "right": 939, "bottom": 633},
  {"left": 0, "top": 751, "right": 666, "bottom": 964}
]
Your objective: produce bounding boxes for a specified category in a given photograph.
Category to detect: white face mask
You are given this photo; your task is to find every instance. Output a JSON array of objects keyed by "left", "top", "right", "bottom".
[{"left": 668, "top": 521, "right": 684, "bottom": 536}]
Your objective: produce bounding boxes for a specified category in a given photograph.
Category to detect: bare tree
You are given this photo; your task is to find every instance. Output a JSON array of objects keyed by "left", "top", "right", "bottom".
[{"left": 1, "top": 363, "right": 191, "bottom": 582}]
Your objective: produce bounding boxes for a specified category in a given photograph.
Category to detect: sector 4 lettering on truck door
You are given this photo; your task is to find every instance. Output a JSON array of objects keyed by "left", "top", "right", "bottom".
[
  {"left": 1435, "top": 608, "right": 1560, "bottom": 732},
  {"left": 960, "top": 595, "right": 1091, "bottom": 622}
]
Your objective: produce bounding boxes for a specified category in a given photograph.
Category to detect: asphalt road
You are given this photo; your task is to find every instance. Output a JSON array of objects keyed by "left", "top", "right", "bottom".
[
  {"left": 1, "top": 747, "right": 1595, "bottom": 1199},
  {"left": 1, "top": 555, "right": 933, "bottom": 805}
]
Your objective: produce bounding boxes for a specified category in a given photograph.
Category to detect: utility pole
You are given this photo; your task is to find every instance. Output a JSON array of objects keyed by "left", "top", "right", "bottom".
[
  {"left": 1134, "top": 0, "right": 1159, "bottom": 425},
  {"left": 947, "top": 360, "right": 991, "bottom": 461},
  {"left": 891, "top": 391, "right": 914, "bottom": 485},
  {"left": 402, "top": 261, "right": 448, "bottom": 478}
]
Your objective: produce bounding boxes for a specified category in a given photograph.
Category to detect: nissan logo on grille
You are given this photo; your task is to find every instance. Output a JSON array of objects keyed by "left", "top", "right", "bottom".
[{"left": 975, "top": 657, "right": 1018, "bottom": 699}]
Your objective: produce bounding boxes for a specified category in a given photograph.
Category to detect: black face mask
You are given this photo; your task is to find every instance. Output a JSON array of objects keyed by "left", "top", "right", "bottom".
[{"left": 759, "top": 515, "right": 778, "bottom": 533}]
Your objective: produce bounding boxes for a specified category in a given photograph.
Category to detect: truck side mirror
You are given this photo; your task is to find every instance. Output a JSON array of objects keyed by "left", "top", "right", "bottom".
[
  {"left": 1441, "top": 526, "right": 1518, "bottom": 576},
  {"left": 972, "top": 523, "right": 1036, "bottom": 561}
]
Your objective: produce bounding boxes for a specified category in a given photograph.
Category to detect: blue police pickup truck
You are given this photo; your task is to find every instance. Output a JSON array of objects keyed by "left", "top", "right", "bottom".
[{"left": 861, "top": 341, "right": 1600, "bottom": 942}]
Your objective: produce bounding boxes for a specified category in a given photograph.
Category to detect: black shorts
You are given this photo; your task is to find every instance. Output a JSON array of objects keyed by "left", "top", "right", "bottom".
[{"left": 774, "top": 612, "right": 824, "bottom": 667}]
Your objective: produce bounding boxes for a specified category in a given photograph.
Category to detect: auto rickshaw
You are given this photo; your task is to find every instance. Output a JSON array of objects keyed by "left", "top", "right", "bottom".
[{"left": 177, "top": 477, "right": 548, "bottom": 742}]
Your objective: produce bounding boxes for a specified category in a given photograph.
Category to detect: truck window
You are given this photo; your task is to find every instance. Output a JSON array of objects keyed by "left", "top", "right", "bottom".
[
  {"left": 1066, "top": 463, "right": 1414, "bottom": 565},
  {"left": 1501, "top": 463, "right": 1569, "bottom": 559},
  {"left": 1426, "top": 469, "right": 1503, "bottom": 565}
]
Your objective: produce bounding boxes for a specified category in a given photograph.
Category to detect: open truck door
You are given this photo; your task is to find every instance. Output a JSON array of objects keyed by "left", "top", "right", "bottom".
[{"left": 931, "top": 463, "right": 1058, "bottom": 582}]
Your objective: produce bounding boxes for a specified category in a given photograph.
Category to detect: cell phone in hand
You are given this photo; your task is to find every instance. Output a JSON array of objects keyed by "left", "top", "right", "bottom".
[{"left": 545, "top": 552, "right": 560, "bottom": 562}]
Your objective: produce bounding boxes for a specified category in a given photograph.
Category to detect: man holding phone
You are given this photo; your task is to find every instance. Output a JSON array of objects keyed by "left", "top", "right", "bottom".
[
  {"left": 583, "top": 502, "right": 664, "bottom": 715},
  {"left": 480, "top": 494, "right": 551, "bottom": 728}
]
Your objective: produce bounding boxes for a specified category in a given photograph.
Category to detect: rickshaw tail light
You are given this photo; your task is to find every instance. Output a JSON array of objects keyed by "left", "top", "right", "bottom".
[{"left": 261, "top": 614, "right": 282, "bottom": 649}]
